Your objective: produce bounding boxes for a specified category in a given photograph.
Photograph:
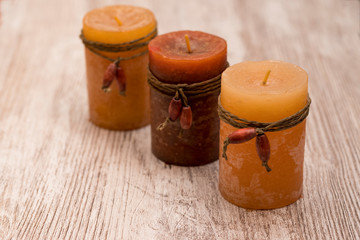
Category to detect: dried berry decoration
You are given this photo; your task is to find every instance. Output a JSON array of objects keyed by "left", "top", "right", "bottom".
[
  {"left": 180, "top": 106, "right": 192, "bottom": 130},
  {"left": 168, "top": 97, "right": 182, "bottom": 121},
  {"left": 228, "top": 128, "right": 257, "bottom": 144},
  {"left": 102, "top": 63, "right": 117, "bottom": 93},
  {"left": 115, "top": 66, "right": 126, "bottom": 95},
  {"left": 256, "top": 134, "right": 272, "bottom": 172},
  {"left": 218, "top": 92, "right": 311, "bottom": 172},
  {"left": 222, "top": 127, "right": 271, "bottom": 172},
  {"left": 80, "top": 27, "right": 158, "bottom": 94}
]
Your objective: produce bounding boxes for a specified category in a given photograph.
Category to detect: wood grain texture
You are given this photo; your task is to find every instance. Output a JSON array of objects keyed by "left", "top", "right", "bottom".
[{"left": 0, "top": 0, "right": 359, "bottom": 239}]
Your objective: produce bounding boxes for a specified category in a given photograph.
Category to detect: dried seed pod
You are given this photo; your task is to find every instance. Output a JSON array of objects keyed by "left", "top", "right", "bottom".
[
  {"left": 180, "top": 106, "right": 192, "bottom": 130},
  {"left": 115, "top": 66, "right": 126, "bottom": 95},
  {"left": 228, "top": 128, "right": 257, "bottom": 144},
  {"left": 102, "top": 63, "right": 117, "bottom": 92},
  {"left": 256, "top": 134, "right": 272, "bottom": 172},
  {"left": 168, "top": 98, "right": 182, "bottom": 121}
]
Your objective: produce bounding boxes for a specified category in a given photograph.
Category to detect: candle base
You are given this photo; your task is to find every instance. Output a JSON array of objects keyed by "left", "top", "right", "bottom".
[
  {"left": 219, "top": 184, "right": 302, "bottom": 210},
  {"left": 150, "top": 89, "right": 220, "bottom": 166},
  {"left": 218, "top": 121, "right": 306, "bottom": 210},
  {"left": 85, "top": 49, "right": 151, "bottom": 131},
  {"left": 88, "top": 100, "right": 151, "bottom": 131},
  {"left": 153, "top": 157, "right": 217, "bottom": 166},
  {"left": 89, "top": 116, "right": 150, "bottom": 131},
  {"left": 152, "top": 147, "right": 218, "bottom": 167}
]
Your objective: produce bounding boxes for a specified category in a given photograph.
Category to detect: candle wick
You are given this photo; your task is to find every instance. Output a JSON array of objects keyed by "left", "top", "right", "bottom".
[
  {"left": 114, "top": 16, "right": 122, "bottom": 26},
  {"left": 184, "top": 34, "right": 192, "bottom": 53},
  {"left": 262, "top": 70, "right": 271, "bottom": 85}
]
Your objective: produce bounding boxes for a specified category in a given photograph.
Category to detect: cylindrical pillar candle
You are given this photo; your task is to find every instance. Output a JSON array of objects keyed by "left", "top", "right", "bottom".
[
  {"left": 148, "top": 31, "right": 227, "bottom": 166},
  {"left": 219, "top": 61, "right": 309, "bottom": 209},
  {"left": 82, "top": 5, "right": 157, "bottom": 130}
]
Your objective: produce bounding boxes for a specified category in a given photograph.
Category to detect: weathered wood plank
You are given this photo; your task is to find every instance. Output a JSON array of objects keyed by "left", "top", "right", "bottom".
[{"left": 0, "top": 0, "right": 359, "bottom": 239}]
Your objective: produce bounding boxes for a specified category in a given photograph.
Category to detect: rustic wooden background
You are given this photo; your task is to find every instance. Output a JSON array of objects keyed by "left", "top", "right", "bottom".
[{"left": 0, "top": 0, "right": 359, "bottom": 239}]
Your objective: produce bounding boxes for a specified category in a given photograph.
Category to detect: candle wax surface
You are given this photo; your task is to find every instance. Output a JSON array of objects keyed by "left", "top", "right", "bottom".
[
  {"left": 221, "top": 61, "right": 308, "bottom": 121},
  {"left": 83, "top": 5, "right": 156, "bottom": 130},
  {"left": 219, "top": 60, "right": 308, "bottom": 209},
  {"left": 83, "top": 5, "right": 156, "bottom": 43},
  {"left": 148, "top": 30, "right": 227, "bottom": 83}
]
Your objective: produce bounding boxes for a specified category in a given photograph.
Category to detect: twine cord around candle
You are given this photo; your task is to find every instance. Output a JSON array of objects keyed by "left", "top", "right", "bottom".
[
  {"left": 79, "top": 27, "right": 157, "bottom": 94},
  {"left": 79, "top": 27, "right": 157, "bottom": 63},
  {"left": 148, "top": 63, "right": 228, "bottom": 135},
  {"left": 147, "top": 69, "right": 223, "bottom": 101},
  {"left": 218, "top": 95, "right": 311, "bottom": 170}
]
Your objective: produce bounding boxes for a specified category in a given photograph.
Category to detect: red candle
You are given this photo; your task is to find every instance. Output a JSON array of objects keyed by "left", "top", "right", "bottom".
[{"left": 148, "top": 30, "right": 227, "bottom": 166}]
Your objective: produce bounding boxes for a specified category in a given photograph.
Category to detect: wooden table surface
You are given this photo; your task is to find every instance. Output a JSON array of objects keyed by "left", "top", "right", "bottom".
[{"left": 0, "top": 0, "right": 359, "bottom": 239}]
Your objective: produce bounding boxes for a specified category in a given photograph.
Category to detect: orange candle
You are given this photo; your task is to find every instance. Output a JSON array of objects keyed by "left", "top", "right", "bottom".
[
  {"left": 219, "top": 60, "right": 308, "bottom": 209},
  {"left": 82, "top": 5, "right": 156, "bottom": 130}
]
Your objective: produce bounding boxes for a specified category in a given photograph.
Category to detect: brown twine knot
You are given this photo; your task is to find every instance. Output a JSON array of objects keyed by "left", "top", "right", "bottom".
[
  {"left": 218, "top": 95, "right": 311, "bottom": 172},
  {"left": 148, "top": 64, "right": 228, "bottom": 137},
  {"left": 79, "top": 27, "right": 157, "bottom": 94}
]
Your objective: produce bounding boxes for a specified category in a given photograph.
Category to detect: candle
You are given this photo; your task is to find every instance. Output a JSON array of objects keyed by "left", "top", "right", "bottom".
[
  {"left": 219, "top": 60, "right": 308, "bottom": 209},
  {"left": 148, "top": 31, "right": 227, "bottom": 166},
  {"left": 82, "top": 5, "right": 156, "bottom": 130}
]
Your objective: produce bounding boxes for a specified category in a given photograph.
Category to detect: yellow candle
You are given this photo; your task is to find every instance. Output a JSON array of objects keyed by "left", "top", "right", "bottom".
[
  {"left": 82, "top": 5, "right": 156, "bottom": 130},
  {"left": 219, "top": 60, "right": 308, "bottom": 209}
]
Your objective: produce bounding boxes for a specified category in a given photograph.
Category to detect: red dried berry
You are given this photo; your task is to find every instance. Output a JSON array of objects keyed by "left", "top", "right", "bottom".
[
  {"left": 180, "top": 106, "right": 192, "bottom": 130},
  {"left": 168, "top": 97, "right": 182, "bottom": 121},
  {"left": 256, "top": 134, "right": 271, "bottom": 172},
  {"left": 102, "top": 63, "right": 117, "bottom": 92},
  {"left": 228, "top": 128, "right": 257, "bottom": 144},
  {"left": 115, "top": 66, "right": 126, "bottom": 95}
]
